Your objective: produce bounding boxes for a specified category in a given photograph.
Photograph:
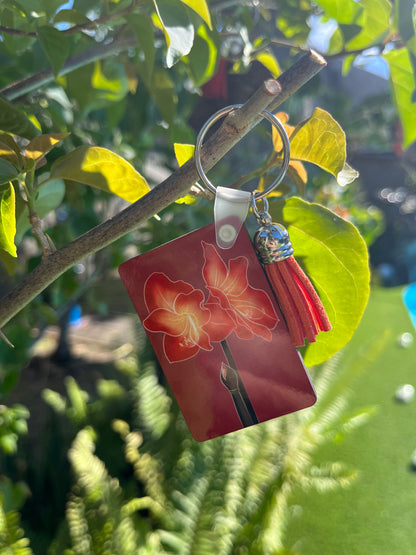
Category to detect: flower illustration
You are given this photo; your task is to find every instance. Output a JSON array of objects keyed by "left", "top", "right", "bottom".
[
  {"left": 202, "top": 242, "right": 278, "bottom": 341},
  {"left": 143, "top": 273, "right": 233, "bottom": 363}
]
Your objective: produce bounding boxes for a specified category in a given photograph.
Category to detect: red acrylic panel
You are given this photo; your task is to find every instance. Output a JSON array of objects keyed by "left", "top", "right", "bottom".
[{"left": 119, "top": 223, "right": 316, "bottom": 441}]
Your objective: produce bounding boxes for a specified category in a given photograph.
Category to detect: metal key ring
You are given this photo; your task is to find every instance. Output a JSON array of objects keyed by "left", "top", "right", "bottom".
[{"left": 194, "top": 104, "right": 290, "bottom": 201}]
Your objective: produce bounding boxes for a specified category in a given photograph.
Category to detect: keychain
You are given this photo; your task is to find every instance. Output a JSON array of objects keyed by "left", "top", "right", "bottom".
[{"left": 119, "top": 105, "right": 330, "bottom": 441}]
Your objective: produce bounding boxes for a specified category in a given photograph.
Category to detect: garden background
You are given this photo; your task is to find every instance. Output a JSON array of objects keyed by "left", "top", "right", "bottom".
[{"left": 1, "top": 1, "right": 416, "bottom": 553}]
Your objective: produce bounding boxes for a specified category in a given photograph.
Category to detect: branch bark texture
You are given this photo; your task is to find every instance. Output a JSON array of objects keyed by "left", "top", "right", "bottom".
[{"left": 0, "top": 51, "right": 326, "bottom": 330}]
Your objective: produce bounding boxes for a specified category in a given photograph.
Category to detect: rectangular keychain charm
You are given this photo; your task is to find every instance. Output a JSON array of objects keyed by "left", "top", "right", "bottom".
[{"left": 119, "top": 223, "right": 316, "bottom": 441}]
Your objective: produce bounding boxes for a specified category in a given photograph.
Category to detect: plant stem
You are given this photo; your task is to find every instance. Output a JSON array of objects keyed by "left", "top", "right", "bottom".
[
  {"left": 22, "top": 173, "right": 56, "bottom": 255},
  {"left": 0, "top": 51, "right": 326, "bottom": 331}
]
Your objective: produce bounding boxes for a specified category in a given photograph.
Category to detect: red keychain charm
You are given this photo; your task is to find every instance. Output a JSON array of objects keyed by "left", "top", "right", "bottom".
[{"left": 119, "top": 105, "right": 330, "bottom": 441}]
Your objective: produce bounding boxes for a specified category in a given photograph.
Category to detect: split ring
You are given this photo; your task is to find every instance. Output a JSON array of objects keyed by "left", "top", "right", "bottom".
[{"left": 194, "top": 104, "right": 290, "bottom": 201}]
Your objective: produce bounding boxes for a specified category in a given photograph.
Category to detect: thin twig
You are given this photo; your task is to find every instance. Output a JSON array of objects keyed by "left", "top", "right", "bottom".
[
  {"left": 0, "top": 330, "right": 14, "bottom": 348},
  {"left": 0, "top": 51, "right": 327, "bottom": 331}
]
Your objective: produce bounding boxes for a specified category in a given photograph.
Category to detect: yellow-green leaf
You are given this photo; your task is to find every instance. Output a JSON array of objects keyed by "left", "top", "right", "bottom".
[
  {"left": 25, "top": 133, "right": 70, "bottom": 161},
  {"left": 174, "top": 143, "right": 194, "bottom": 166},
  {"left": 290, "top": 107, "right": 346, "bottom": 179},
  {"left": 174, "top": 143, "right": 196, "bottom": 204},
  {"left": 179, "top": 0, "right": 212, "bottom": 29},
  {"left": 383, "top": 47, "right": 416, "bottom": 148},
  {"left": 0, "top": 183, "right": 17, "bottom": 257},
  {"left": 345, "top": 0, "right": 391, "bottom": 50},
  {"left": 315, "top": 0, "right": 362, "bottom": 24},
  {"left": 254, "top": 50, "right": 281, "bottom": 78},
  {"left": 270, "top": 197, "right": 370, "bottom": 366},
  {"left": 49, "top": 146, "right": 150, "bottom": 203}
]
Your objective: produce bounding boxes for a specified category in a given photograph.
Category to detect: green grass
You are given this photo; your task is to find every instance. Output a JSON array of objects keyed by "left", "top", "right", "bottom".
[{"left": 286, "top": 287, "right": 416, "bottom": 555}]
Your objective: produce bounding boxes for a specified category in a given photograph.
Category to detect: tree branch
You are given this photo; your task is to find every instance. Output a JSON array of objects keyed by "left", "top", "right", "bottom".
[
  {"left": 0, "top": 35, "right": 138, "bottom": 101},
  {"left": 0, "top": 2, "right": 144, "bottom": 39},
  {"left": 0, "top": 50, "right": 326, "bottom": 331}
]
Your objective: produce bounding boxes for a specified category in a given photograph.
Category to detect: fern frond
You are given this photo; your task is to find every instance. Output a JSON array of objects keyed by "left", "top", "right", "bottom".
[
  {"left": 0, "top": 496, "right": 33, "bottom": 554},
  {"left": 298, "top": 462, "right": 358, "bottom": 492},
  {"left": 133, "top": 361, "right": 172, "bottom": 440},
  {"left": 113, "top": 420, "right": 167, "bottom": 516},
  {"left": 64, "top": 427, "right": 156, "bottom": 554}
]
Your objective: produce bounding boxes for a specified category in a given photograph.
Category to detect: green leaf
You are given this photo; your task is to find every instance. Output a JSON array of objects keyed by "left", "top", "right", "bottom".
[
  {"left": 289, "top": 108, "right": 347, "bottom": 180},
  {"left": 345, "top": 0, "right": 391, "bottom": 50},
  {"left": 66, "top": 60, "right": 130, "bottom": 113},
  {"left": 127, "top": 13, "right": 155, "bottom": 81},
  {"left": 53, "top": 8, "right": 90, "bottom": 25},
  {"left": 0, "top": 183, "right": 17, "bottom": 257},
  {"left": 37, "top": 26, "right": 69, "bottom": 77},
  {"left": 49, "top": 146, "right": 150, "bottom": 203},
  {"left": 0, "top": 160, "right": 19, "bottom": 186},
  {"left": 383, "top": 47, "right": 416, "bottom": 148},
  {"left": 174, "top": 143, "right": 195, "bottom": 204},
  {"left": 315, "top": 0, "right": 363, "bottom": 24},
  {"left": 15, "top": 178, "right": 66, "bottom": 243},
  {"left": 0, "top": 98, "right": 40, "bottom": 140},
  {"left": 270, "top": 197, "right": 370, "bottom": 366},
  {"left": 148, "top": 67, "right": 178, "bottom": 124},
  {"left": 185, "top": 23, "right": 219, "bottom": 86},
  {"left": 25, "top": 132, "right": 69, "bottom": 161},
  {"left": 153, "top": 0, "right": 195, "bottom": 68},
  {"left": 0, "top": 134, "right": 24, "bottom": 169},
  {"left": 393, "top": 0, "right": 415, "bottom": 43},
  {"left": 178, "top": 0, "right": 212, "bottom": 29}
]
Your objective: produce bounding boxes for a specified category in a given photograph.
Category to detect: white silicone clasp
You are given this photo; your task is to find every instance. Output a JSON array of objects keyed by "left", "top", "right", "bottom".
[{"left": 214, "top": 186, "right": 252, "bottom": 249}]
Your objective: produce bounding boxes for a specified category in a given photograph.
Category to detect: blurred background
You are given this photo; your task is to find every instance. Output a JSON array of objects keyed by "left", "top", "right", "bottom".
[{"left": 0, "top": 1, "right": 416, "bottom": 553}]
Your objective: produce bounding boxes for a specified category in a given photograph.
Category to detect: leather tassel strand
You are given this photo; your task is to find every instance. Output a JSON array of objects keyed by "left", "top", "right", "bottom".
[{"left": 254, "top": 218, "right": 332, "bottom": 348}]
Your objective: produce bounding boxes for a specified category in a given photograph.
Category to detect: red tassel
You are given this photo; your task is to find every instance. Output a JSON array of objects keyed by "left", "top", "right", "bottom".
[{"left": 254, "top": 221, "right": 331, "bottom": 348}]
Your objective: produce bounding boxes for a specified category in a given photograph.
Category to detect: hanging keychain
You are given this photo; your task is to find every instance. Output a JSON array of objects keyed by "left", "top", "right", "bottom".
[{"left": 119, "top": 105, "right": 330, "bottom": 441}]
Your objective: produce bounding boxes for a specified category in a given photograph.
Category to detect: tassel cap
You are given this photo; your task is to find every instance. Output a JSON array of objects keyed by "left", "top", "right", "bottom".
[{"left": 254, "top": 222, "right": 294, "bottom": 264}]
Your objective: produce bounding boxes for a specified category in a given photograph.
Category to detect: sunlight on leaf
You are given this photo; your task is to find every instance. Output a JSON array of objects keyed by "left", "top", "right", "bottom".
[
  {"left": 153, "top": 0, "right": 194, "bottom": 68},
  {"left": 174, "top": 143, "right": 196, "bottom": 204},
  {"left": 345, "top": 0, "right": 391, "bottom": 50},
  {"left": 25, "top": 133, "right": 70, "bottom": 161},
  {"left": 270, "top": 197, "right": 370, "bottom": 366},
  {"left": 289, "top": 108, "right": 346, "bottom": 179},
  {"left": 49, "top": 146, "right": 150, "bottom": 203},
  {"left": 315, "top": 0, "right": 362, "bottom": 25},
  {"left": 0, "top": 183, "right": 17, "bottom": 257},
  {"left": 178, "top": 0, "right": 212, "bottom": 29},
  {"left": 254, "top": 50, "right": 281, "bottom": 78}
]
